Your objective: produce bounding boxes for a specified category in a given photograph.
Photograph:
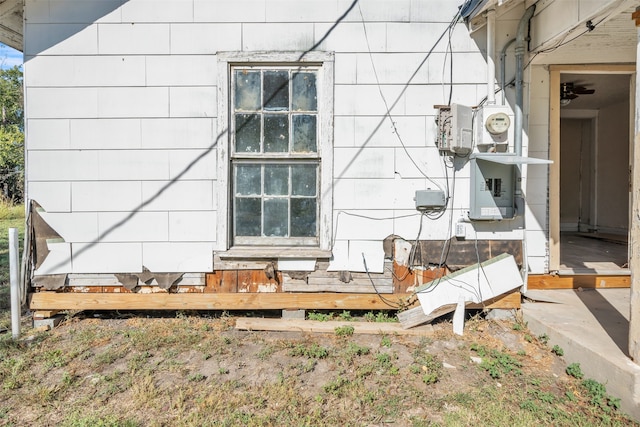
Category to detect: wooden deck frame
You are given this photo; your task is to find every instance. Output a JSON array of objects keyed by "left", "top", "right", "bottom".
[
  {"left": 29, "top": 291, "right": 521, "bottom": 312},
  {"left": 528, "top": 274, "right": 630, "bottom": 289}
]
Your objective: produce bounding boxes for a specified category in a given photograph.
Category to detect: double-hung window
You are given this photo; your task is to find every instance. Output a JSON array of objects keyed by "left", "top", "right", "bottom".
[{"left": 220, "top": 53, "right": 333, "bottom": 251}]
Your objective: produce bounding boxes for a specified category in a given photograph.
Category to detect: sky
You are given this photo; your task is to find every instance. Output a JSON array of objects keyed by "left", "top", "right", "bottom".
[{"left": 0, "top": 43, "right": 23, "bottom": 69}]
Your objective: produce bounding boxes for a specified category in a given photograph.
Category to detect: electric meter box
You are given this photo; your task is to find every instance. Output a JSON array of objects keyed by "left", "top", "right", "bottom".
[
  {"left": 469, "top": 155, "right": 515, "bottom": 220},
  {"left": 435, "top": 104, "right": 473, "bottom": 154},
  {"left": 477, "top": 104, "right": 513, "bottom": 151}
]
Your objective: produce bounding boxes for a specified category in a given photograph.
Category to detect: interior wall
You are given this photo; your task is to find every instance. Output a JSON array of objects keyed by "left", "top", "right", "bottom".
[
  {"left": 560, "top": 118, "right": 592, "bottom": 231},
  {"left": 596, "top": 99, "right": 630, "bottom": 233}
]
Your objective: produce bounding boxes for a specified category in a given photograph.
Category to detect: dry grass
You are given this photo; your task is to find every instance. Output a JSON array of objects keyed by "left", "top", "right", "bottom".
[{"left": 0, "top": 311, "right": 636, "bottom": 426}]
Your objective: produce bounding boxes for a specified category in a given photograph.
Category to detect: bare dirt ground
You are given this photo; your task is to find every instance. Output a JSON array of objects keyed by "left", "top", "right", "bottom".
[{"left": 0, "top": 309, "right": 637, "bottom": 426}]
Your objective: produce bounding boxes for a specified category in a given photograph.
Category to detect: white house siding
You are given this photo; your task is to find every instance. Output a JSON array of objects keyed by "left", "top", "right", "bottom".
[
  {"left": 524, "top": 65, "right": 552, "bottom": 274},
  {"left": 24, "top": 0, "right": 545, "bottom": 277}
]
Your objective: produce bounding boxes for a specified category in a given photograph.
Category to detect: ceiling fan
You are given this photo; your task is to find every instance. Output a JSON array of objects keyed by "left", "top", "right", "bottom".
[{"left": 560, "top": 82, "right": 595, "bottom": 105}]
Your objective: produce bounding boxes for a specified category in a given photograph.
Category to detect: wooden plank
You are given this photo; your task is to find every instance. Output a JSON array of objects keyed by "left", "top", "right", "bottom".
[
  {"left": 468, "top": 291, "right": 521, "bottom": 309},
  {"left": 528, "top": 275, "right": 630, "bottom": 290},
  {"left": 282, "top": 282, "right": 393, "bottom": 293},
  {"left": 235, "top": 318, "right": 434, "bottom": 336},
  {"left": 33, "top": 310, "right": 61, "bottom": 319},
  {"left": 206, "top": 271, "right": 238, "bottom": 293},
  {"left": 397, "top": 304, "right": 457, "bottom": 329},
  {"left": 393, "top": 263, "right": 415, "bottom": 294},
  {"left": 307, "top": 270, "right": 392, "bottom": 281},
  {"left": 392, "top": 263, "right": 447, "bottom": 294},
  {"left": 29, "top": 292, "right": 419, "bottom": 311},
  {"left": 398, "top": 291, "right": 521, "bottom": 329},
  {"left": 238, "top": 270, "right": 281, "bottom": 293},
  {"left": 307, "top": 277, "right": 391, "bottom": 286}
]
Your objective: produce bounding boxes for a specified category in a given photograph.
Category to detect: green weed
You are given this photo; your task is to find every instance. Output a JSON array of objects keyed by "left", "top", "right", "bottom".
[
  {"left": 582, "top": 378, "right": 621, "bottom": 413},
  {"left": 410, "top": 347, "right": 442, "bottom": 385},
  {"left": 257, "top": 344, "right": 275, "bottom": 360},
  {"left": 551, "top": 345, "right": 564, "bottom": 356},
  {"left": 338, "top": 310, "right": 353, "bottom": 321},
  {"left": 322, "top": 375, "right": 350, "bottom": 396},
  {"left": 307, "top": 311, "right": 333, "bottom": 321},
  {"left": 380, "top": 335, "right": 392, "bottom": 348},
  {"left": 471, "top": 344, "right": 522, "bottom": 379},
  {"left": 288, "top": 343, "right": 329, "bottom": 359},
  {"left": 538, "top": 333, "right": 550, "bottom": 345},
  {"left": 344, "top": 342, "right": 370, "bottom": 359},
  {"left": 334, "top": 325, "right": 354, "bottom": 337},
  {"left": 364, "top": 311, "right": 398, "bottom": 323},
  {"left": 189, "top": 373, "right": 206, "bottom": 382},
  {"left": 566, "top": 363, "right": 583, "bottom": 379},
  {"left": 60, "top": 413, "right": 139, "bottom": 427}
]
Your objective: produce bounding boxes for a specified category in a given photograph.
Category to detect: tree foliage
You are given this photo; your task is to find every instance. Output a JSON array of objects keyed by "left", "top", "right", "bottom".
[{"left": 0, "top": 65, "right": 24, "bottom": 202}]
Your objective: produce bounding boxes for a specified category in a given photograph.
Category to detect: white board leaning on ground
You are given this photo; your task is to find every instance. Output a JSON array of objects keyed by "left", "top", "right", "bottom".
[{"left": 415, "top": 253, "right": 522, "bottom": 317}]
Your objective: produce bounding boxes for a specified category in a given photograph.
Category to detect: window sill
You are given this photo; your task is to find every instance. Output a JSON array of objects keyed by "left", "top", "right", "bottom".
[{"left": 218, "top": 247, "right": 332, "bottom": 259}]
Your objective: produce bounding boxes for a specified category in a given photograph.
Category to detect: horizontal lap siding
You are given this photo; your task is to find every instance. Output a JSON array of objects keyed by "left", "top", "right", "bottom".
[{"left": 24, "top": 0, "right": 532, "bottom": 276}]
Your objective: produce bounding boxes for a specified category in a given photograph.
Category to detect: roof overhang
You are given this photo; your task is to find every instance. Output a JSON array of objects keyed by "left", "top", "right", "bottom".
[
  {"left": 462, "top": 0, "right": 529, "bottom": 32},
  {"left": 0, "top": 0, "right": 23, "bottom": 51}
]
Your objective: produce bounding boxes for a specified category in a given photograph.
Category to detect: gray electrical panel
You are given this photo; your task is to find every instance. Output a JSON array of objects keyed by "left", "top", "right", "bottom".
[
  {"left": 414, "top": 189, "right": 446, "bottom": 211},
  {"left": 469, "top": 156, "right": 515, "bottom": 220}
]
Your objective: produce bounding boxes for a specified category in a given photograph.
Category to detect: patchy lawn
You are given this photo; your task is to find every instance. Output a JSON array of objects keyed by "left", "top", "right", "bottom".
[
  {"left": 0, "top": 310, "right": 636, "bottom": 426},
  {"left": 0, "top": 206, "right": 636, "bottom": 426}
]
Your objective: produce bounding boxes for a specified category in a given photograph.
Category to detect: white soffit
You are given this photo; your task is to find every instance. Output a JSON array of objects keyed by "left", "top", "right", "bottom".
[{"left": 0, "top": 0, "right": 23, "bottom": 51}]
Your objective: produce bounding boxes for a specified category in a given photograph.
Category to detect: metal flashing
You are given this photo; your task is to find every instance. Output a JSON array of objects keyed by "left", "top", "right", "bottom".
[{"left": 470, "top": 153, "right": 553, "bottom": 165}]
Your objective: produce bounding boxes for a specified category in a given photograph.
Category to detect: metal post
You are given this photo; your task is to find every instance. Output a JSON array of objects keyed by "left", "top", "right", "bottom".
[{"left": 9, "top": 228, "right": 20, "bottom": 339}]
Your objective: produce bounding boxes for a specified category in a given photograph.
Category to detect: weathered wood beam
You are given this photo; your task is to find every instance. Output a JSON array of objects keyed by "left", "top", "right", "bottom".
[
  {"left": 528, "top": 274, "right": 630, "bottom": 290},
  {"left": 467, "top": 291, "right": 521, "bottom": 309},
  {"left": 29, "top": 289, "right": 521, "bottom": 312},
  {"left": 235, "top": 318, "right": 434, "bottom": 336},
  {"left": 33, "top": 310, "right": 61, "bottom": 319},
  {"left": 29, "top": 292, "right": 419, "bottom": 311}
]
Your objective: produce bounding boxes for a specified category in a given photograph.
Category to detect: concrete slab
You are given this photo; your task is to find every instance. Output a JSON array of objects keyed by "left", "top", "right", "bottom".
[{"left": 522, "top": 289, "right": 640, "bottom": 420}]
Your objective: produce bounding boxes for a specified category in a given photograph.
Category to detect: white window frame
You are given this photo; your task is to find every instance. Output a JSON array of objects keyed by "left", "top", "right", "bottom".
[{"left": 216, "top": 52, "right": 334, "bottom": 256}]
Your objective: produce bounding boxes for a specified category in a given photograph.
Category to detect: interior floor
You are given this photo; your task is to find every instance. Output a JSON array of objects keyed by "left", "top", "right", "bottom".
[{"left": 559, "top": 232, "right": 629, "bottom": 274}]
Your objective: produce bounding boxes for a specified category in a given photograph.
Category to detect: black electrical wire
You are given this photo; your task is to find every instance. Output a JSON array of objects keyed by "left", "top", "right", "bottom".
[
  {"left": 357, "top": 2, "right": 462, "bottom": 191},
  {"left": 361, "top": 252, "right": 405, "bottom": 309}
]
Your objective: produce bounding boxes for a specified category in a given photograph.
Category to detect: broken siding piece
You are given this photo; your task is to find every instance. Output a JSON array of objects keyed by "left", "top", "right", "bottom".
[{"left": 415, "top": 253, "right": 522, "bottom": 316}]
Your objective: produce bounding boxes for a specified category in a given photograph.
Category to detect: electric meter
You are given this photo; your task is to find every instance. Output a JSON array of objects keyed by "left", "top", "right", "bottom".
[{"left": 485, "top": 112, "right": 510, "bottom": 135}]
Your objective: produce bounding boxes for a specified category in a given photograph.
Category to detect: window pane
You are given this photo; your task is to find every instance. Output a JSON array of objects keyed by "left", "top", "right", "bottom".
[
  {"left": 291, "top": 198, "right": 317, "bottom": 237},
  {"left": 263, "top": 70, "right": 289, "bottom": 111},
  {"left": 291, "top": 164, "right": 316, "bottom": 196},
  {"left": 235, "top": 70, "right": 261, "bottom": 111},
  {"left": 235, "top": 114, "right": 261, "bottom": 153},
  {"left": 235, "top": 164, "right": 261, "bottom": 195},
  {"left": 292, "top": 72, "right": 317, "bottom": 111},
  {"left": 235, "top": 197, "right": 261, "bottom": 236},
  {"left": 264, "top": 115, "right": 289, "bottom": 153},
  {"left": 292, "top": 115, "right": 317, "bottom": 153},
  {"left": 264, "top": 165, "right": 289, "bottom": 196},
  {"left": 264, "top": 198, "right": 288, "bottom": 237}
]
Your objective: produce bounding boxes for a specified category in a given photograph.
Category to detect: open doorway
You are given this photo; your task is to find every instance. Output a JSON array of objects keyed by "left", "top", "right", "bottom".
[{"left": 556, "top": 72, "right": 631, "bottom": 273}]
